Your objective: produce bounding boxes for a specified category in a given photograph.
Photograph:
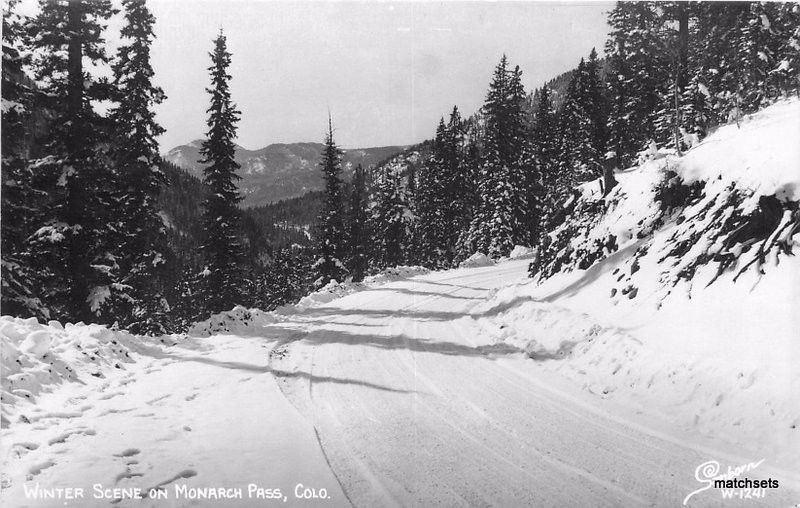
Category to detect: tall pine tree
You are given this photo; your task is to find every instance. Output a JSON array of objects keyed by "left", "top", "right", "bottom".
[
  {"left": 347, "top": 163, "right": 370, "bottom": 282},
  {"left": 605, "top": 2, "right": 667, "bottom": 164},
  {"left": 1, "top": 1, "right": 45, "bottom": 318},
  {"left": 198, "top": 30, "right": 245, "bottom": 314},
  {"left": 464, "top": 55, "right": 529, "bottom": 258},
  {"left": 108, "top": 0, "right": 171, "bottom": 333},
  {"left": 558, "top": 53, "right": 607, "bottom": 188},
  {"left": 530, "top": 85, "right": 561, "bottom": 232},
  {"left": 371, "top": 160, "right": 413, "bottom": 269},
  {"left": 313, "top": 116, "right": 349, "bottom": 287},
  {"left": 27, "top": 0, "right": 119, "bottom": 322},
  {"left": 415, "top": 119, "right": 449, "bottom": 267}
]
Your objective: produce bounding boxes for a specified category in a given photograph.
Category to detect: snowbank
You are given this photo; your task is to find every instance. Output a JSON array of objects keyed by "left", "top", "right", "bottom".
[
  {"left": 508, "top": 245, "right": 537, "bottom": 260},
  {"left": 0, "top": 316, "right": 180, "bottom": 426},
  {"left": 459, "top": 252, "right": 495, "bottom": 268},
  {"left": 187, "top": 305, "right": 281, "bottom": 337},
  {"left": 187, "top": 266, "right": 431, "bottom": 335},
  {"left": 494, "top": 99, "right": 800, "bottom": 466},
  {"left": 293, "top": 265, "right": 430, "bottom": 310},
  {"left": 678, "top": 99, "right": 800, "bottom": 202}
]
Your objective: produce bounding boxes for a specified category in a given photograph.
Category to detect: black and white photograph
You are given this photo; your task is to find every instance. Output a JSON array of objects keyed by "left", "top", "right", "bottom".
[{"left": 1, "top": 0, "right": 799, "bottom": 506}]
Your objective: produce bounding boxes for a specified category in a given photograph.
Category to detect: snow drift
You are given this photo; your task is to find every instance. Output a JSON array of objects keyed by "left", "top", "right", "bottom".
[
  {"left": 0, "top": 263, "right": 432, "bottom": 423},
  {"left": 507, "top": 245, "right": 537, "bottom": 260},
  {"left": 0, "top": 316, "right": 182, "bottom": 427},
  {"left": 187, "top": 265, "right": 430, "bottom": 337},
  {"left": 186, "top": 306, "right": 281, "bottom": 337},
  {"left": 459, "top": 252, "right": 495, "bottom": 268},
  {"left": 485, "top": 99, "right": 800, "bottom": 467}
]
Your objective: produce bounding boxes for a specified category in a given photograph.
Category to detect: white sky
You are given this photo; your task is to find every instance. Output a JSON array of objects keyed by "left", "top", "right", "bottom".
[{"left": 18, "top": 0, "right": 614, "bottom": 151}]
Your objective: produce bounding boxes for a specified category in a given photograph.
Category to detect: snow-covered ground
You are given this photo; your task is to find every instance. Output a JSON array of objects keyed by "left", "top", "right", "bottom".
[
  {"left": 2, "top": 259, "right": 798, "bottom": 506},
  {"left": 0, "top": 318, "right": 346, "bottom": 506},
  {"left": 2, "top": 100, "right": 799, "bottom": 506}
]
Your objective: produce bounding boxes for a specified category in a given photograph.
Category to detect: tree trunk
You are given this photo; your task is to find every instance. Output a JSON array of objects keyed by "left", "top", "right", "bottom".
[
  {"left": 602, "top": 159, "right": 617, "bottom": 197},
  {"left": 66, "top": 0, "right": 90, "bottom": 320}
]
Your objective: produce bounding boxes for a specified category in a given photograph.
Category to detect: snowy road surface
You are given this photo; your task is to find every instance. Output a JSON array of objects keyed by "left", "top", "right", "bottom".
[{"left": 2, "top": 259, "right": 799, "bottom": 507}]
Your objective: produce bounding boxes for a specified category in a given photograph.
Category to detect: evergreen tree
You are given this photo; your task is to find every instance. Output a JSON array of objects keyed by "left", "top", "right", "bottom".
[
  {"left": 606, "top": 28, "right": 636, "bottom": 167},
  {"left": 1, "top": 1, "right": 45, "bottom": 318},
  {"left": 464, "top": 55, "right": 529, "bottom": 258},
  {"left": 605, "top": 2, "right": 667, "bottom": 162},
  {"left": 251, "top": 248, "right": 314, "bottom": 310},
  {"left": 736, "top": 2, "right": 789, "bottom": 112},
  {"left": 347, "top": 164, "right": 370, "bottom": 282},
  {"left": 27, "top": 0, "right": 118, "bottom": 322},
  {"left": 772, "top": 3, "right": 800, "bottom": 96},
  {"left": 558, "top": 54, "right": 607, "bottom": 185},
  {"left": 198, "top": 30, "right": 245, "bottom": 314},
  {"left": 313, "top": 116, "right": 349, "bottom": 287},
  {"left": 371, "top": 162, "right": 412, "bottom": 268},
  {"left": 531, "top": 85, "right": 561, "bottom": 231},
  {"left": 108, "top": 0, "right": 171, "bottom": 333},
  {"left": 441, "top": 107, "right": 472, "bottom": 263},
  {"left": 584, "top": 48, "right": 609, "bottom": 158},
  {"left": 652, "top": 2, "right": 692, "bottom": 151},
  {"left": 414, "top": 118, "right": 449, "bottom": 267}
]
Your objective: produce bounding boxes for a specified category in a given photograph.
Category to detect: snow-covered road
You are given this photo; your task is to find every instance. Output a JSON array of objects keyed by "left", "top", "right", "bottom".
[
  {"left": 3, "top": 259, "right": 798, "bottom": 507},
  {"left": 268, "top": 259, "right": 799, "bottom": 507}
]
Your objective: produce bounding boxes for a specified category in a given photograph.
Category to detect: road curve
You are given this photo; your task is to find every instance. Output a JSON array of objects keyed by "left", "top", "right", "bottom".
[{"left": 270, "top": 260, "right": 799, "bottom": 507}]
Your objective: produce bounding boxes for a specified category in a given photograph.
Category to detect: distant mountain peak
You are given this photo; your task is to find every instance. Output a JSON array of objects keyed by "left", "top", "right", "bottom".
[{"left": 163, "top": 141, "right": 406, "bottom": 207}]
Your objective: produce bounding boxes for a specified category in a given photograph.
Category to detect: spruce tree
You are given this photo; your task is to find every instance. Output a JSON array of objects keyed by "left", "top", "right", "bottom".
[
  {"left": 605, "top": 2, "right": 667, "bottom": 162},
  {"left": 27, "top": 0, "right": 118, "bottom": 322},
  {"left": 198, "top": 30, "right": 245, "bottom": 314},
  {"left": 108, "top": 0, "right": 171, "bottom": 333},
  {"left": 772, "top": 3, "right": 800, "bottom": 96},
  {"left": 531, "top": 85, "right": 561, "bottom": 231},
  {"left": 464, "top": 55, "right": 528, "bottom": 259},
  {"left": 441, "top": 107, "right": 471, "bottom": 263},
  {"left": 415, "top": 119, "right": 448, "bottom": 267},
  {"left": 606, "top": 27, "right": 636, "bottom": 167},
  {"left": 313, "top": 116, "right": 349, "bottom": 287},
  {"left": 558, "top": 55, "right": 606, "bottom": 185},
  {"left": 584, "top": 48, "right": 608, "bottom": 159},
  {"left": 1, "top": 1, "right": 45, "bottom": 318},
  {"left": 347, "top": 164, "right": 370, "bottom": 282},
  {"left": 371, "top": 163, "right": 412, "bottom": 268},
  {"left": 735, "top": 2, "right": 789, "bottom": 112}
]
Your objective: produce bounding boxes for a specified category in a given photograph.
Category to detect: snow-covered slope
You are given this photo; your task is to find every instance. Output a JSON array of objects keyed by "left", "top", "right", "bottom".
[
  {"left": 0, "top": 318, "right": 179, "bottom": 427},
  {"left": 0, "top": 317, "right": 347, "bottom": 506},
  {"left": 489, "top": 99, "right": 800, "bottom": 465}
]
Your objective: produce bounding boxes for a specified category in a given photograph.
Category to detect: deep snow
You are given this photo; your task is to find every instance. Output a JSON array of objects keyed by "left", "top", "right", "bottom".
[{"left": 2, "top": 259, "right": 798, "bottom": 506}]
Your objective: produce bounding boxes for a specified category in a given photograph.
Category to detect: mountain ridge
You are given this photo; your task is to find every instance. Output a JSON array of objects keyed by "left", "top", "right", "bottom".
[{"left": 164, "top": 140, "right": 407, "bottom": 207}]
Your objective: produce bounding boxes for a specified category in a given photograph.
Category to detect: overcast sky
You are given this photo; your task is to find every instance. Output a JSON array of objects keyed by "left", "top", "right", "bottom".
[
  {"left": 19, "top": 1, "right": 613, "bottom": 150},
  {"left": 148, "top": 1, "right": 615, "bottom": 150}
]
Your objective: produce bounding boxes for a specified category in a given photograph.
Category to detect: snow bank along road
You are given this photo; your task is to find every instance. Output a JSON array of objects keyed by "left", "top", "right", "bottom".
[{"left": 2, "top": 259, "right": 799, "bottom": 507}]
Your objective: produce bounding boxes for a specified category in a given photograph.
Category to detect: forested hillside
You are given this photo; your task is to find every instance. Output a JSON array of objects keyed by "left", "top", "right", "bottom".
[{"left": 357, "top": 2, "right": 799, "bottom": 274}]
